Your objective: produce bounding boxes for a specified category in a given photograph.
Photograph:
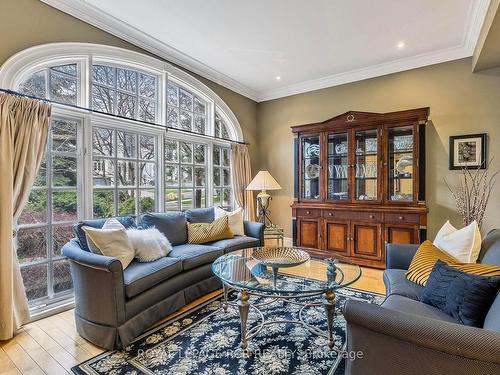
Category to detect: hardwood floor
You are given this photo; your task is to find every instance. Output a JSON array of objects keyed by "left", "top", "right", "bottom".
[{"left": 0, "top": 261, "right": 384, "bottom": 375}]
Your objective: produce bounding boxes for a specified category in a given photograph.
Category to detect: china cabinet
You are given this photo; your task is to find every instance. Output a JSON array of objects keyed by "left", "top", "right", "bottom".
[{"left": 291, "top": 108, "right": 429, "bottom": 268}]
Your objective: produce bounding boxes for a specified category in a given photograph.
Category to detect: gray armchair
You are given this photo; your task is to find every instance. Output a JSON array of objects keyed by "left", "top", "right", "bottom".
[{"left": 343, "top": 230, "right": 500, "bottom": 375}]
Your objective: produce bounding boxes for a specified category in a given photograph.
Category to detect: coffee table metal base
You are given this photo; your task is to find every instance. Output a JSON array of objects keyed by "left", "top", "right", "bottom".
[{"left": 221, "top": 283, "right": 338, "bottom": 352}]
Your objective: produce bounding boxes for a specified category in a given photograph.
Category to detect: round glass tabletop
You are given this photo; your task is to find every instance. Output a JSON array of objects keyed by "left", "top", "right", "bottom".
[{"left": 211, "top": 248, "right": 362, "bottom": 294}]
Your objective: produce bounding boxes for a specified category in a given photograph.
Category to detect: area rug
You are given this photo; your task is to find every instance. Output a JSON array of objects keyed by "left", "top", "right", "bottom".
[{"left": 73, "top": 280, "right": 384, "bottom": 375}]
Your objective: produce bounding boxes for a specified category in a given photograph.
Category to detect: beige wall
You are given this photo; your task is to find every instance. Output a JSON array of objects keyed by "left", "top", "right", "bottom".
[
  {"left": 257, "top": 58, "right": 500, "bottom": 239},
  {"left": 0, "top": 0, "right": 258, "bottom": 167}
]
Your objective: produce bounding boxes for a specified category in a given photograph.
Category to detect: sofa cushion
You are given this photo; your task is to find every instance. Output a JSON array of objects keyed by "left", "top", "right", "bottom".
[
  {"left": 479, "top": 229, "right": 500, "bottom": 265},
  {"left": 185, "top": 207, "right": 215, "bottom": 223},
  {"left": 207, "top": 235, "right": 260, "bottom": 254},
  {"left": 483, "top": 294, "right": 500, "bottom": 332},
  {"left": 123, "top": 257, "right": 182, "bottom": 298},
  {"left": 383, "top": 269, "right": 423, "bottom": 301},
  {"left": 382, "top": 294, "right": 459, "bottom": 324},
  {"left": 168, "top": 244, "right": 223, "bottom": 270},
  {"left": 74, "top": 216, "right": 136, "bottom": 252},
  {"left": 139, "top": 212, "right": 187, "bottom": 245}
]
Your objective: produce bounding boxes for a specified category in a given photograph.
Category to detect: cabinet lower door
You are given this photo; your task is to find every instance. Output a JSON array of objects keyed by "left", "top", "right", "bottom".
[
  {"left": 297, "top": 219, "right": 321, "bottom": 249},
  {"left": 324, "top": 220, "right": 349, "bottom": 255},
  {"left": 385, "top": 225, "right": 418, "bottom": 245},
  {"left": 351, "top": 222, "right": 382, "bottom": 260}
]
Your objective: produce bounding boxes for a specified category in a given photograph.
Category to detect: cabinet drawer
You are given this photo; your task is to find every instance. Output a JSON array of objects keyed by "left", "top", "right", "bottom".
[
  {"left": 297, "top": 208, "right": 321, "bottom": 218},
  {"left": 323, "top": 210, "right": 381, "bottom": 222},
  {"left": 384, "top": 213, "right": 419, "bottom": 224}
]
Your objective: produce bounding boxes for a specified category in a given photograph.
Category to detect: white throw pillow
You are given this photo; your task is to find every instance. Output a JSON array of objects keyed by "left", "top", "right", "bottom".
[
  {"left": 214, "top": 206, "right": 245, "bottom": 236},
  {"left": 127, "top": 228, "right": 172, "bottom": 262},
  {"left": 433, "top": 220, "right": 481, "bottom": 263},
  {"left": 85, "top": 218, "right": 125, "bottom": 255},
  {"left": 83, "top": 223, "right": 135, "bottom": 269}
]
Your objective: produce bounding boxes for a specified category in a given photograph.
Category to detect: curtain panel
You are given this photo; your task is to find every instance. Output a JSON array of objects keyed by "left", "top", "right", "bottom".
[
  {"left": 0, "top": 93, "right": 51, "bottom": 339},
  {"left": 230, "top": 144, "right": 255, "bottom": 221}
]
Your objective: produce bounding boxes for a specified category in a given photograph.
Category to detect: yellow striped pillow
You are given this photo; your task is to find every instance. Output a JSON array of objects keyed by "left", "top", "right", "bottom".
[
  {"left": 406, "top": 240, "right": 500, "bottom": 286},
  {"left": 187, "top": 216, "right": 233, "bottom": 244}
]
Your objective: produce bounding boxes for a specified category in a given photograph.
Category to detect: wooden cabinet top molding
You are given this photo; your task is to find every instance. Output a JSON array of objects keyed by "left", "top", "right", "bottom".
[{"left": 291, "top": 107, "right": 430, "bottom": 133}]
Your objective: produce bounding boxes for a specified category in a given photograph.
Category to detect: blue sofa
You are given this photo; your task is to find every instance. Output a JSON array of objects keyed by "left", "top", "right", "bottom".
[{"left": 62, "top": 207, "right": 264, "bottom": 349}]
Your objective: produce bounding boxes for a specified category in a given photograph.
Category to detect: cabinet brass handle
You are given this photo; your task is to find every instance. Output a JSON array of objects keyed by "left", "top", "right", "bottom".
[
  {"left": 306, "top": 211, "right": 310, "bottom": 214},
  {"left": 328, "top": 212, "right": 333, "bottom": 216},
  {"left": 369, "top": 214, "right": 375, "bottom": 219},
  {"left": 399, "top": 216, "right": 404, "bottom": 220}
]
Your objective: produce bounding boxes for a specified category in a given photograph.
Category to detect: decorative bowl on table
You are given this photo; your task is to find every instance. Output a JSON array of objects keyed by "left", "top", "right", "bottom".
[
  {"left": 252, "top": 247, "right": 310, "bottom": 287},
  {"left": 252, "top": 247, "right": 310, "bottom": 268}
]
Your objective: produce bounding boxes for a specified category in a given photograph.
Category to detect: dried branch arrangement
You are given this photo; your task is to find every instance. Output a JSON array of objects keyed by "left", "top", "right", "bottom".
[{"left": 444, "top": 159, "right": 498, "bottom": 229}]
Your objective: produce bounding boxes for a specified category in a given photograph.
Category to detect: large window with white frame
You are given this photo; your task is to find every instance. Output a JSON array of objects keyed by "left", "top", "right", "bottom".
[{"left": 5, "top": 43, "right": 242, "bottom": 313}]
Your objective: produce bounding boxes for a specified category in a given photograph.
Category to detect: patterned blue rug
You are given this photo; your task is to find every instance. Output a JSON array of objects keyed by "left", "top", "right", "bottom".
[{"left": 73, "top": 281, "right": 384, "bottom": 375}]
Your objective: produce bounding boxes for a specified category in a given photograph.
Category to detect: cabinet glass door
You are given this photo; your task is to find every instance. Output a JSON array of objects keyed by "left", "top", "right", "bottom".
[
  {"left": 355, "top": 129, "right": 378, "bottom": 201},
  {"left": 388, "top": 125, "right": 414, "bottom": 201},
  {"left": 327, "top": 133, "right": 349, "bottom": 200},
  {"left": 301, "top": 135, "right": 321, "bottom": 200}
]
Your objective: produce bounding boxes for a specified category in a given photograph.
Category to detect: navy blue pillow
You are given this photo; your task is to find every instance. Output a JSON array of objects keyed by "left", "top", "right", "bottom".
[{"left": 422, "top": 260, "right": 500, "bottom": 327}]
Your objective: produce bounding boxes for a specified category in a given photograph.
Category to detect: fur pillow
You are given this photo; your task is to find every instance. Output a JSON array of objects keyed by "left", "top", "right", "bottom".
[{"left": 126, "top": 228, "right": 172, "bottom": 262}]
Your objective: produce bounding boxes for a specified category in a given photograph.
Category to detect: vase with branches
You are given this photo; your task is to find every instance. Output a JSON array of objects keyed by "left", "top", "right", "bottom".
[{"left": 444, "top": 159, "right": 498, "bottom": 230}]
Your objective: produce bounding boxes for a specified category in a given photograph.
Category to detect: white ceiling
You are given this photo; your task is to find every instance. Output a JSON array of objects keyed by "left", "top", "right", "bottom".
[{"left": 43, "top": 0, "right": 490, "bottom": 101}]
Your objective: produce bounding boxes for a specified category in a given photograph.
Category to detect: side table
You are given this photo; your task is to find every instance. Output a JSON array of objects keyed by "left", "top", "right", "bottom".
[{"left": 263, "top": 224, "right": 284, "bottom": 246}]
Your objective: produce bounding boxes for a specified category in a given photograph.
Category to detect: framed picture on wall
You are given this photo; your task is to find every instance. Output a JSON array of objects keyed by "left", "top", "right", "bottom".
[{"left": 449, "top": 133, "right": 487, "bottom": 170}]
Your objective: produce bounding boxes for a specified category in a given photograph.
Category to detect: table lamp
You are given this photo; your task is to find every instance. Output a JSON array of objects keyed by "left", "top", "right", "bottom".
[{"left": 246, "top": 170, "right": 281, "bottom": 226}]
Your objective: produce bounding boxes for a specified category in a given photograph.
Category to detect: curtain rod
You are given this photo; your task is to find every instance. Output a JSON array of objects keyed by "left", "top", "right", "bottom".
[{"left": 0, "top": 88, "right": 249, "bottom": 145}]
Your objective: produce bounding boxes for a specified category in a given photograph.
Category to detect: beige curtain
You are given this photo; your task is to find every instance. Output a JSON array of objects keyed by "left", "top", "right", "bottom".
[
  {"left": 0, "top": 93, "right": 51, "bottom": 340},
  {"left": 230, "top": 143, "right": 255, "bottom": 221}
]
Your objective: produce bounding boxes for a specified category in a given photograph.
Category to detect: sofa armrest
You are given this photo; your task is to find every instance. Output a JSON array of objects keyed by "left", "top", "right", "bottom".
[
  {"left": 343, "top": 299, "right": 500, "bottom": 374},
  {"left": 243, "top": 221, "right": 265, "bottom": 245},
  {"left": 386, "top": 243, "right": 419, "bottom": 270},
  {"left": 62, "top": 239, "right": 126, "bottom": 327}
]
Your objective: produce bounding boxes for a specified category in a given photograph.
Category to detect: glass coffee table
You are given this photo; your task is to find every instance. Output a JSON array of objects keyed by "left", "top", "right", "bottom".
[{"left": 211, "top": 247, "right": 361, "bottom": 351}]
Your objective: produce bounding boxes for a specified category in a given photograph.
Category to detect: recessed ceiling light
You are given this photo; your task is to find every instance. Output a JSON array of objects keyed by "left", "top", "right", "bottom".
[
  {"left": 275, "top": 76, "right": 281, "bottom": 80},
  {"left": 397, "top": 41, "right": 406, "bottom": 49}
]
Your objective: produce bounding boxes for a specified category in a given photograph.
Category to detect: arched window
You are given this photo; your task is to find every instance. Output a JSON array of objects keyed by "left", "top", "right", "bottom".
[{"left": 0, "top": 43, "right": 242, "bottom": 312}]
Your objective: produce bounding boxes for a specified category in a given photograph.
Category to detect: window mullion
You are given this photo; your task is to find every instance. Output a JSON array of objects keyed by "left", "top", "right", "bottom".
[
  {"left": 158, "top": 133, "right": 165, "bottom": 211},
  {"left": 207, "top": 143, "right": 214, "bottom": 207},
  {"left": 46, "top": 126, "right": 54, "bottom": 299}
]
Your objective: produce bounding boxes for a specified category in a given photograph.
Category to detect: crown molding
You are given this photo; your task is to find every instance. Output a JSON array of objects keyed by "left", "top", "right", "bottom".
[
  {"left": 258, "top": 0, "right": 491, "bottom": 101},
  {"left": 257, "top": 45, "right": 471, "bottom": 102},
  {"left": 42, "top": 0, "right": 490, "bottom": 103},
  {"left": 40, "top": 0, "right": 260, "bottom": 101}
]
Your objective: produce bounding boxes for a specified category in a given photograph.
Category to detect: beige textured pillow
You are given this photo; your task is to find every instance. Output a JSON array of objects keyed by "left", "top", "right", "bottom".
[
  {"left": 214, "top": 206, "right": 245, "bottom": 236},
  {"left": 86, "top": 218, "right": 125, "bottom": 255},
  {"left": 83, "top": 225, "right": 135, "bottom": 269}
]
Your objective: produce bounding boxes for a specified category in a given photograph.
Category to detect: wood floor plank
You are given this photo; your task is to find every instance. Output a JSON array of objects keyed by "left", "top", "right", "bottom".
[
  {"left": 0, "top": 347, "right": 21, "bottom": 375},
  {"left": 22, "top": 324, "right": 78, "bottom": 373},
  {"left": 33, "top": 320, "right": 93, "bottom": 363},
  {"left": 13, "top": 331, "right": 69, "bottom": 375},
  {"left": 2, "top": 342, "right": 44, "bottom": 375}
]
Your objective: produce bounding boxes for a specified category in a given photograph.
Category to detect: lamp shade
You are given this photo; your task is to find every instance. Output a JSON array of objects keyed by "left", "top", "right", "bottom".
[{"left": 246, "top": 170, "right": 282, "bottom": 191}]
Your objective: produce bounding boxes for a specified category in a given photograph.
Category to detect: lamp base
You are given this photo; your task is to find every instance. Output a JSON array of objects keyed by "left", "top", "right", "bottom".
[{"left": 256, "top": 190, "right": 273, "bottom": 227}]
